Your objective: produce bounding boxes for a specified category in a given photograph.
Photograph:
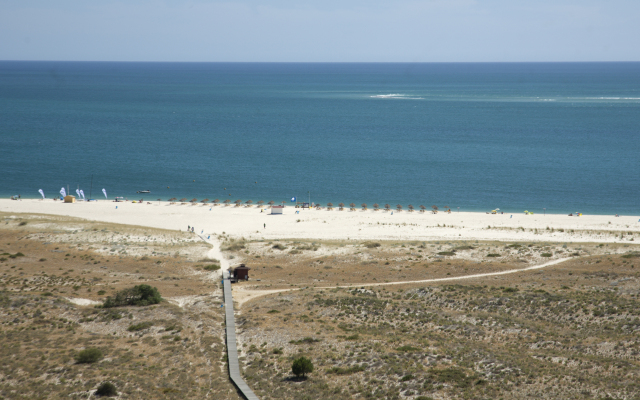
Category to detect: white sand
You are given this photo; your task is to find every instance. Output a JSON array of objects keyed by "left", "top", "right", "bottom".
[{"left": 1, "top": 199, "right": 639, "bottom": 243}]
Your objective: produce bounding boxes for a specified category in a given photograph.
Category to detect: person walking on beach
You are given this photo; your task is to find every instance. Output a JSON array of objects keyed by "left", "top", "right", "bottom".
[
  {"left": 264, "top": 223, "right": 266, "bottom": 229},
  {"left": 188, "top": 225, "right": 190, "bottom": 231}
]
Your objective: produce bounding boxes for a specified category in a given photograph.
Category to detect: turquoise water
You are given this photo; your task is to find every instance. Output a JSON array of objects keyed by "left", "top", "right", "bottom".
[{"left": 1, "top": 62, "right": 639, "bottom": 215}]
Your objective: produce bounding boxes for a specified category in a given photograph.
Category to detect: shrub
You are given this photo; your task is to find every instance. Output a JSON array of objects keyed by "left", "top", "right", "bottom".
[
  {"left": 9, "top": 252, "right": 24, "bottom": 258},
  {"left": 292, "top": 356, "right": 314, "bottom": 378},
  {"left": 327, "top": 365, "right": 365, "bottom": 375},
  {"left": 103, "top": 285, "right": 162, "bottom": 308},
  {"left": 204, "top": 264, "right": 220, "bottom": 271},
  {"left": 364, "top": 242, "right": 381, "bottom": 248},
  {"left": 272, "top": 348, "right": 283, "bottom": 355},
  {"left": 437, "top": 251, "right": 455, "bottom": 256},
  {"left": 290, "top": 337, "right": 320, "bottom": 345},
  {"left": 75, "top": 348, "right": 103, "bottom": 364},
  {"left": 503, "top": 287, "right": 518, "bottom": 293},
  {"left": 487, "top": 253, "right": 501, "bottom": 257},
  {"left": 541, "top": 253, "right": 553, "bottom": 257},
  {"left": 127, "top": 321, "right": 154, "bottom": 331},
  {"left": 19, "top": 221, "right": 27, "bottom": 226},
  {"left": 97, "top": 290, "right": 106, "bottom": 295},
  {"left": 95, "top": 381, "right": 117, "bottom": 397},
  {"left": 267, "top": 309, "right": 280, "bottom": 314},
  {"left": 272, "top": 244, "right": 287, "bottom": 250},
  {"left": 396, "top": 345, "right": 419, "bottom": 352}
]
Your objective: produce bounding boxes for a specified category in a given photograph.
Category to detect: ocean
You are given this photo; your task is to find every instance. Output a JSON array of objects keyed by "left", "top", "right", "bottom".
[{"left": 1, "top": 62, "right": 639, "bottom": 215}]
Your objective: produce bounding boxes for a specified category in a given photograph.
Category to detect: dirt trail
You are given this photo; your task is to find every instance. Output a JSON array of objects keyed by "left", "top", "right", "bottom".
[{"left": 234, "top": 257, "right": 572, "bottom": 306}]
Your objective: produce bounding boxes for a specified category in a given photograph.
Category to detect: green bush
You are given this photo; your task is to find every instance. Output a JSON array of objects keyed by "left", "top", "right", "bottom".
[
  {"left": 95, "top": 381, "right": 117, "bottom": 397},
  {"left": 204, "top": 264, "right": 220, "bottom": 271},
  {"left": 127, "top": 321, "right": 154, "bottom": 331},
  {"left": 364, "top": 242, "right": 381, "bottom": 248},
  {"left": 103, "top": 285, "right": 162, "bottom": 308},
  {"left": 437, "top": 251, "right": 455, "bottom": 256},
  {"left": 272, "top": 244, "right": 287, "bottom": 250},
  {"left": 487, "top": 253, "right": 501, "bottom": 257},
  {"left": 75, "top": 348, "right": 103, "bottom": 364},
  {"left": 541, "top": 253, "right": 553, "bottom": 257},
  {"left": 290, "top": 337, "right": 320, "bottom": 345},
  {"left": 396, "top": 345, "right": 419, "bottom": 352},
  {"left": 292, "top": 356, "right": 314, "bottom": 378}
]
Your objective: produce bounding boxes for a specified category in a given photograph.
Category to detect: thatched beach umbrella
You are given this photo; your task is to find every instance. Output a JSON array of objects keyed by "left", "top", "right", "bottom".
[
  {"left": 223, "top": 199, "right": 231, "bottom": 206},
  {"left": 268, "top": 200, "right": 275, "bottom": 207},
  {"left": 201, "top": 198, "right": 209, "bottom": 205},
  {"left": 396, "top": 204, "right": 403, "bottom": 211},
  {"left": 419, "top": 205, "right": 426, "bottom": 213},
  {"left": 281, "top": 200, "right": 286, "bottom": 206},
  {"left": 234, "top": 199, "right": 242, "bottom": 207},
  {"left": 315, "top": 203, "right": 322, "bottom": 210},
  {"left": 384, "top": 204, "right": 390, "bottom": 211},
  {"left": 432, "top": 205, "right": 438, "bottom": 214},
  {"left": 245, "top": 200, "right": 253, "bottom": 207},
  {"left": 338, "top": 202, "right": 345, "bottom": 211},
  {"left": 327, "top": 202, "right": 333, "bottom": 210},
  {"left": 361, "top": 203, "right": 367, "bottom": 211},
  {"left": 257, "top": 200, "right": 264, "bottom": 207},
  {"left": 408, "top": 205, "right": 414, "bottom": 212},
  {"left": 213, "top": 199, "right": 219, "bottom": 206},
  {"left": 168, "top": 197, "right": 177, "bottom": 204},
  {"left": 349, "top": 203, "right": 356, "bottom": 211},
  {"left": 373, "top": 203, "right": 379, "bottom": 211},
  {"left": 179, "top": 198, "right": 187, "bottom": 204},
  {"left": 157, "top": 198, "right": 162, "bottom": 204},
  {"left": 190, "top": 198, "right": 198, "bottom": 205}
]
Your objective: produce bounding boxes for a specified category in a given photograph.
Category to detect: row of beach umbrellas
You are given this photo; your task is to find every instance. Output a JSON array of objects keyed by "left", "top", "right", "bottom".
[{"left": 159, "top": 198, "right": 451, "bottom": 212}]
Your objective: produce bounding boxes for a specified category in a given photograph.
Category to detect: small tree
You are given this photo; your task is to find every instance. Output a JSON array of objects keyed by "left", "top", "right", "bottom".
[
  {"left": 103, "top": 285, "right": 162, "bottom": 308},
  {"left": 292, "top": 356, "right": 314, "bottom": 378},
  {"left": 95, "top": 381, "right": 117, "bottom": 397},
  {"left": 75, "top": 348, "right": 103, "bottom": 364}
]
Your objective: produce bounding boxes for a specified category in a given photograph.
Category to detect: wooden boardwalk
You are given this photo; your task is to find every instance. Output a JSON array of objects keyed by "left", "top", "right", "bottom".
[{"left": 223, "top": 270, "right": 260, "bottom": 400}]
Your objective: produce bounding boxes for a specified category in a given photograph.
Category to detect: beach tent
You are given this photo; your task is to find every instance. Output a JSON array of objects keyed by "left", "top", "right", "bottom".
[{"left": 63, "top": 195, "right": 76, "bottom": 203}]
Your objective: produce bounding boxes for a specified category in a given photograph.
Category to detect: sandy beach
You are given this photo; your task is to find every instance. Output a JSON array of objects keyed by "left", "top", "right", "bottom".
[{"left": 1, "top": 199, "right": 638, "bottom": 243}]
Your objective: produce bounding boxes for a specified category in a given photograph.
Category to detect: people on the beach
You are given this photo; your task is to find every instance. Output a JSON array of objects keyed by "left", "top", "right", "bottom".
[{"left": 264, "top": 223, "right": 266, "bottom": 229}]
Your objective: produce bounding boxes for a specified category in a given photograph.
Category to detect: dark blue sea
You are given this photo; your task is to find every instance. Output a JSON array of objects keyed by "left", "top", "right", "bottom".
[{"left": 1, "top": 62, "right": 639, "bottom": 215}]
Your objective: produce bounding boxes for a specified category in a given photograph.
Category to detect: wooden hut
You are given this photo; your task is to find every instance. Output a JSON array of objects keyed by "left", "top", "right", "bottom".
[
  {"left": 63, "top": 195, "right": 76, "bottom": 203},
  {"left": 230, "top": 264, "right": 251, "bottom": 282}
]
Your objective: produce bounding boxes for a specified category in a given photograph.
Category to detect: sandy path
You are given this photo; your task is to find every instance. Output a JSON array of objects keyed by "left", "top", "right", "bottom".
[{"left": 233, "top": 257, "right": 572, "bottom": 306}]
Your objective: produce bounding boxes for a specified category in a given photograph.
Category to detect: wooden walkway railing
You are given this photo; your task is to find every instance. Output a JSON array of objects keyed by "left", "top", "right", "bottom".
[{"left": 223, "top": 270, "right": 260, "bottom": 400}]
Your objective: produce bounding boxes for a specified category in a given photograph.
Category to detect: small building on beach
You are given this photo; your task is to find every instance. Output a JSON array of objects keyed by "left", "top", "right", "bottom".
[
  {"left": 230, "top": 264, "right": 251, "bottom": 283},
  {"left": 270, "top": 205, "right": 283, "bottom": 215},
  {"left": 63, "top": 195, "right": 76, "bottom": 203}
]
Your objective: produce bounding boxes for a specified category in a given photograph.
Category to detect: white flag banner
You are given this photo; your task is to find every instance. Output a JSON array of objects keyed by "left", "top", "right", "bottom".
[
  {"left": 38, "top": 189, "right": 45, "bottom": 199},
  {"left": 75, "top": 189, "right": 80, "bottom": 198},
  {"left": 60, "top": 187, "right": 66, "bottom": 197},
  {"left": 102, "top": 188, "right": 107, "bottom": 199},
  {"left": 79, "top": 190, "right": 85, "bottom": 200}
]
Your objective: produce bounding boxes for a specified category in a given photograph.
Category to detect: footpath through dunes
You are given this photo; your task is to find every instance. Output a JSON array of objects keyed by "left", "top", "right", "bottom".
[{"left": 232, "top": 257, "right": 573, "bottom": 306}]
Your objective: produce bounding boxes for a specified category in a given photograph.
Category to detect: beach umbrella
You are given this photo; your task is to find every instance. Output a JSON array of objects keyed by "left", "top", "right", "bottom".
[
  {"left": 268, "top": 200, "right": 274, "bottom": 207},
  {"left": 361, "top": 203, "right": 367, "bottom": 210},
  {"left": 373, "top": 203, "right": 379, "bottom": 211},
  {"left": 201, "top": 198, "right": 209, "bottom": 205},
  {"left": 257, "top": 200, "right": 264, "bottom": 207},
  {"left": 281, "top": 200, "right": 286, "bottom": 206},
  {"left": 168, "top": 197, "right": 177, "bottom": 204},
  {"left": 315, "top": 203, "right": 322, "bottom": 209},
  {"left": 223, "top": 199, "right": 231, "bottom": 205},
  {"left": 419, "top": 205, "right": 426, "bottom": 213},
  {"left": 396, "top": 204, "right": 403, "bottom": 211},
  {"left": 349, "top": 203, "right": 356, "bottom": 211},
  {"left": 234, "top": 199, "right": 242, "bottom": 207},
  {"left": 432, "top": 205, "right": 438, "bottom": 211},
  {"left": 384, "top": 204, "right": 390, "bottom": 211},
  {"left": 338, "top": 202, "right": 345, "bottom": 211},
  {"left": 190, "top": 198, "right": 198, "bottom": 205},
  {"left": 179, "top": 198, "right": 187, "bottom": 204},
  {"left": 213, "top": 199, "right": 219, "bottom": 205},
  {"left": 245, "top": 200, "right": 253, "bottom": 207},
  {"left": 157, "top": 198, "right": 162, "bottom": 204},
  {"left": 327, "top": 202, "right": 333, "bottom": 210},
  {"left": 408, "top": 205, "right": 414, "bottom": 212}
]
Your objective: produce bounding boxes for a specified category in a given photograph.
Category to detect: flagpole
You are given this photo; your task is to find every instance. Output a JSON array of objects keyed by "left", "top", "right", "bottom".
[{"left": 89, "top": 175, "right": 93, "bottom": 199}]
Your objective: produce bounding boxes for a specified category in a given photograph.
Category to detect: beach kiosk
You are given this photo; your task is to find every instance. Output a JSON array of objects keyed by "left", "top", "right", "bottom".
[
  {"left": 63, "top": 195, "right": 76, "bottom": 203},
  {"left": 270, "top": 205, "right": 284, "bottom": 215},
  {"left": 230, "top": 264, "right": 251, "bottom": 283}
]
